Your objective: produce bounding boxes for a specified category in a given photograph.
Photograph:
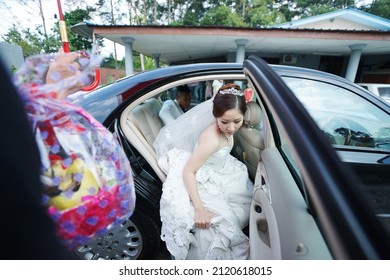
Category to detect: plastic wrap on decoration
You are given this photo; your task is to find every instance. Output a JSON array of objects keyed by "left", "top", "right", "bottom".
[{"left": 13, "top": 50, "right": 136, "bottom": 249}]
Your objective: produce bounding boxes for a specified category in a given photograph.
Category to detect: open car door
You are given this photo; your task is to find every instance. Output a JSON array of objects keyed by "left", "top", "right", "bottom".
[{"left": 244, "top": 56, "right": 390, "bottom": 259}]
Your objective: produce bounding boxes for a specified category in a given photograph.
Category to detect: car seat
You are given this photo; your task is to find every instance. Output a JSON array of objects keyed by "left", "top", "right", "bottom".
[{"left": 233, "top": 101, "right": 264, "bottom": 182}]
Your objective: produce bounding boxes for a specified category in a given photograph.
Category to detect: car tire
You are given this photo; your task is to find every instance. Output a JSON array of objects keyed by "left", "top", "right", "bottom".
[
  {"left": 74, "top": 209, "right": 161, "bottom": 260},
  {"left": 129, "top": 208, "right": 161, "bottom": 260}
]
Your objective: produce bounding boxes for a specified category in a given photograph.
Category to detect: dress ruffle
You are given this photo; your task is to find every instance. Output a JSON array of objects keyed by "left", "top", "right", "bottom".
[{"left": 159, "top": 147, "right": 253, "bottom": 260}]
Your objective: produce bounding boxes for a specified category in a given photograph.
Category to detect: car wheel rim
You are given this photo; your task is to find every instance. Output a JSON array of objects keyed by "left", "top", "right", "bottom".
[{"left": 74, "top": 219, "right": 143, "bottom": 260}]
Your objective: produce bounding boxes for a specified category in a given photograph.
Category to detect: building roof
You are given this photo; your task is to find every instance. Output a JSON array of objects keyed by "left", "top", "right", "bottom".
[
  {"left": 274, "top": 7, "right": 390, "bottom": 31},
  {"left": 71, "top": 8, "right": 390, "bottom": 65}
]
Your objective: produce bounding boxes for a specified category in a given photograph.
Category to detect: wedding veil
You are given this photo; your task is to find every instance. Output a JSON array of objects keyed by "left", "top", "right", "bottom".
[{"left": 153, "top": 98, "right": 215, "bottom": 159}]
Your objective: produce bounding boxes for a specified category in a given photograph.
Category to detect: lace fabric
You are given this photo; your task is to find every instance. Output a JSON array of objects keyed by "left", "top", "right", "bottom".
[
  {"left": 158, "top": 148, "right": 195, "bottom": 259},
  {"left": 155, "top": 97, "right": 253, "bottom": 259},
  {"left": 158, "top": 146, "right": 253, "bottom": 260}
]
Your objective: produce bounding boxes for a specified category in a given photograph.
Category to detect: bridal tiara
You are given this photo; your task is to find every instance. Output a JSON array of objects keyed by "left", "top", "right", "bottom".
[{"left": 219, "top": 88, "right": 244, "bottom": 96}]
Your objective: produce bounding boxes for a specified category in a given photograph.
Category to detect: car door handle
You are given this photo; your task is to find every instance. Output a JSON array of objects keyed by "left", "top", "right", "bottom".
[{"left": 250, "top": 186, "right": 281, "bottom": 259}]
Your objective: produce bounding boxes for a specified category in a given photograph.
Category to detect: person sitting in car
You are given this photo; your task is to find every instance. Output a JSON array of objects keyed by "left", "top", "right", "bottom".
[{"left": 159, "top": 85, "right": 191, "bottom": 125}]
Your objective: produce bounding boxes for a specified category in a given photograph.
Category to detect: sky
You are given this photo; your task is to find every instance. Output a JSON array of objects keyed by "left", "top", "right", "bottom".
[{"left": 0, "top": 0, "right": 58, "bottom": 38}]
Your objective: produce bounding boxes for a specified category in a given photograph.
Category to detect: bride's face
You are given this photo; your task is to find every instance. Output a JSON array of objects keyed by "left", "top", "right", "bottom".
[{"left": 217, "top": 108, "right": 244, "bottom": 136}]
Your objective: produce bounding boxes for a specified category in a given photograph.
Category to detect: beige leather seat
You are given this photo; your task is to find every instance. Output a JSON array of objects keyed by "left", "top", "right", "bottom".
[
  {"left": 127, "top": 98, "right": 163, "bottom": 147},
  {"left": 233, "top": 101, "right": 264, "bottom": 181}
]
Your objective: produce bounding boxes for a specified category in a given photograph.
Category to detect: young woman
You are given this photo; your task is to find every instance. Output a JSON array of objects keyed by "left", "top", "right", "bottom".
[{"left": 154, "top": 83, "right": 253, "bottom": 260}]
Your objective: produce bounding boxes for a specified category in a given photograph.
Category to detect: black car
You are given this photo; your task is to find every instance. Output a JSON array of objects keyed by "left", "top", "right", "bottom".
[{"left": 73, "top": 56, "right": 390, "bottom": 260}]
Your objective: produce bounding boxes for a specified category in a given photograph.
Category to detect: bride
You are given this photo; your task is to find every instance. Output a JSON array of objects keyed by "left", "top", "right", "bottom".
[{"left": 154, "top": 83, "right": 253, "bottom": 260}]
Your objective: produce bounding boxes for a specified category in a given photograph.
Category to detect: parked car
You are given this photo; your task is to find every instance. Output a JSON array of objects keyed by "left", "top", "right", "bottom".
[
  {"left": 72, "top": 56, "right": 390, "bottom": 260},
  {"left": 358, "top": 83, "right": 390, "bottom": 104}
]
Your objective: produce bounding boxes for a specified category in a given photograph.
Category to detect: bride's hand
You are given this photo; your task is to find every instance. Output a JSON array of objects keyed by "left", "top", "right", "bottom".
[{"left": 194, "top": 208, "right": 212, "bottom": 229}]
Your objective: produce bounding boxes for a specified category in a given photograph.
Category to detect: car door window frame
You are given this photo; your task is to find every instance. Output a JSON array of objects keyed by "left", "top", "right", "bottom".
[{"left": 244, "top": 56, "right": 390, "bottom": 259}]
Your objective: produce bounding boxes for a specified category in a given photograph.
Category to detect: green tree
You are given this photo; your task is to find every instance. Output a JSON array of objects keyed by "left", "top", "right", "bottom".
[
  {"left": 201, "top": 6, "right": 247, "bottom": 27},
  {"left": 133, "top": 53, "right": 156, "bottom": 71},
  {"left": 2, "top": 25, "right": 60, "bottom": 56},
  {"left": 171, "top": 0, "right": 207, "bottom": 26},
  {"left": 97, "top": 0, "right": 125, "bottom": 24},
  {"left": 59, "top": 7, "right": 98, "bottom": 51},
  {"left": 1, "top": 6, "right": 98, "bottom": 56},
  {"left": 96, "top": 0, "right": 128, "bottom": 68},
  {"left": 292, "top": 0, "right": 355, "bottom": 18},
  {"left": 360, "top": 0, "right": 390, "bottom": 20},
  {"left": 101, "top": 53, "right": 125, "bottom": 69},
  {"left": 277, "top": 3, "right": 299, "bottom": 22},
  {"left": 245, "top": 0, "right": 286, "bottom": 27}
]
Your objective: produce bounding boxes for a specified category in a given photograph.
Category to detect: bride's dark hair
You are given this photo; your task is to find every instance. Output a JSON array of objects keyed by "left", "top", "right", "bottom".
[{"left": 213, "top": 83, "right": 247, "bottom": 118}]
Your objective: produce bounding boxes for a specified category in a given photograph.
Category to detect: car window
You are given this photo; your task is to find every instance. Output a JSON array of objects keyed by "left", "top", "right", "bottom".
[
  {"left": 273, "top": 77, "right": 390, "bottom": 236},
  {"left": 282, "top": 77, "right": 390, "bottom": 150},
  {"left": 378, "top": 87, "right": 390, "bottom": 99}
]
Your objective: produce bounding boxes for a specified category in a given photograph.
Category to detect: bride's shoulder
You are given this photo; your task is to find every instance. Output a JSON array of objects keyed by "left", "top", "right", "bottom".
[
  {"left": 202, "top": 123, "right": 219, "bottom": 136},
  {"left": 199, "top": 124, "right": 220, "bottom": 144}
]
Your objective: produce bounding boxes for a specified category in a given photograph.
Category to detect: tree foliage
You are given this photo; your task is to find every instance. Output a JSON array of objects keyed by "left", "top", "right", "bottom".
[
  {"left": 360, "top": 0, "right": 390, "bottom": 20},
  {"left": 2, "top": 6, "right": 97, "bottom": 56},
  {"left": 2, "top": 25, "right": 60, "bottom": 57},
  {"left": 245, "top": 0, "right": 286, "bottom": 27},
  {"left": 102, "top": 53, "right": 125, "bottom": 68},
  {"left": 201, "top": 6, "right": 247, "bottom": 27},
  {"left": 57, "top": 7, "right": 99, "bottom": 51}
]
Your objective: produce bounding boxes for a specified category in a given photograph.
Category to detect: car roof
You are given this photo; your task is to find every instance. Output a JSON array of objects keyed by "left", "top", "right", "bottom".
[{"left": 358, "top": 83, "right": 390, "bottom": 86}]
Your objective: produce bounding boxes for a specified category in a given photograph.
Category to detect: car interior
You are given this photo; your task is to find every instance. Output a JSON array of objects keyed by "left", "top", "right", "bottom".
[
  {"left": 119, "top": 72, "right": 390, "bottom": 259},
  {"left": 121, "top": 75, "right": 255, "bottom": 183},
  {"left": 119, "top": 74, "right": 335, "bottom": 259}
]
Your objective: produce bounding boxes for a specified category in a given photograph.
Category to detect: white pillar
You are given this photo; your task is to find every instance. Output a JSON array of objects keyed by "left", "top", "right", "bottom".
[
  {"left": 345, "top": 44, "right": 366, "bottom": 82},
  {"left": 122, "top": 37, "right": 135, "bottom": 76},
  {"left": 153, "top": 53, "right": 160, "bottom": 68},
  {"left": 235, "top": 39, "right": 248, "bottom": 63}
]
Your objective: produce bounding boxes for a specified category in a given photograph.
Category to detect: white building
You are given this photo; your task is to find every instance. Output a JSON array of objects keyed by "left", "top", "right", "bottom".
[{"left": 0, "top": 42, "right": 24, "bottom": 74}]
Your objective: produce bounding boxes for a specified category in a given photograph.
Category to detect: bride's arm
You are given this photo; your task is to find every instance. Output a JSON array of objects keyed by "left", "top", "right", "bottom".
[{"left": 182, "top": 126, "right": 220, "bottom": 229}]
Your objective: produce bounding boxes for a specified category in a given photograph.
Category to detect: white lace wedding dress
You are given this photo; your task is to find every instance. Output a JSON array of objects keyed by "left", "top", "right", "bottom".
[{"left": 158, "top": 144, "right": 253, "bottom": 260}]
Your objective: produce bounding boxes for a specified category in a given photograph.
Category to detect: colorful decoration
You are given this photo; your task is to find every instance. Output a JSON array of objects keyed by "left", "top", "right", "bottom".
[{"left": 13, "top": 51, "right": 136, "bottom": 249}]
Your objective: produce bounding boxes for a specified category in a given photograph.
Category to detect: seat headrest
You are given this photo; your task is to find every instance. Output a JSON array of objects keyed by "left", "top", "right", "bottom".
[{"left": 244, "top": 102, "right": 262, "bottom": 128}]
